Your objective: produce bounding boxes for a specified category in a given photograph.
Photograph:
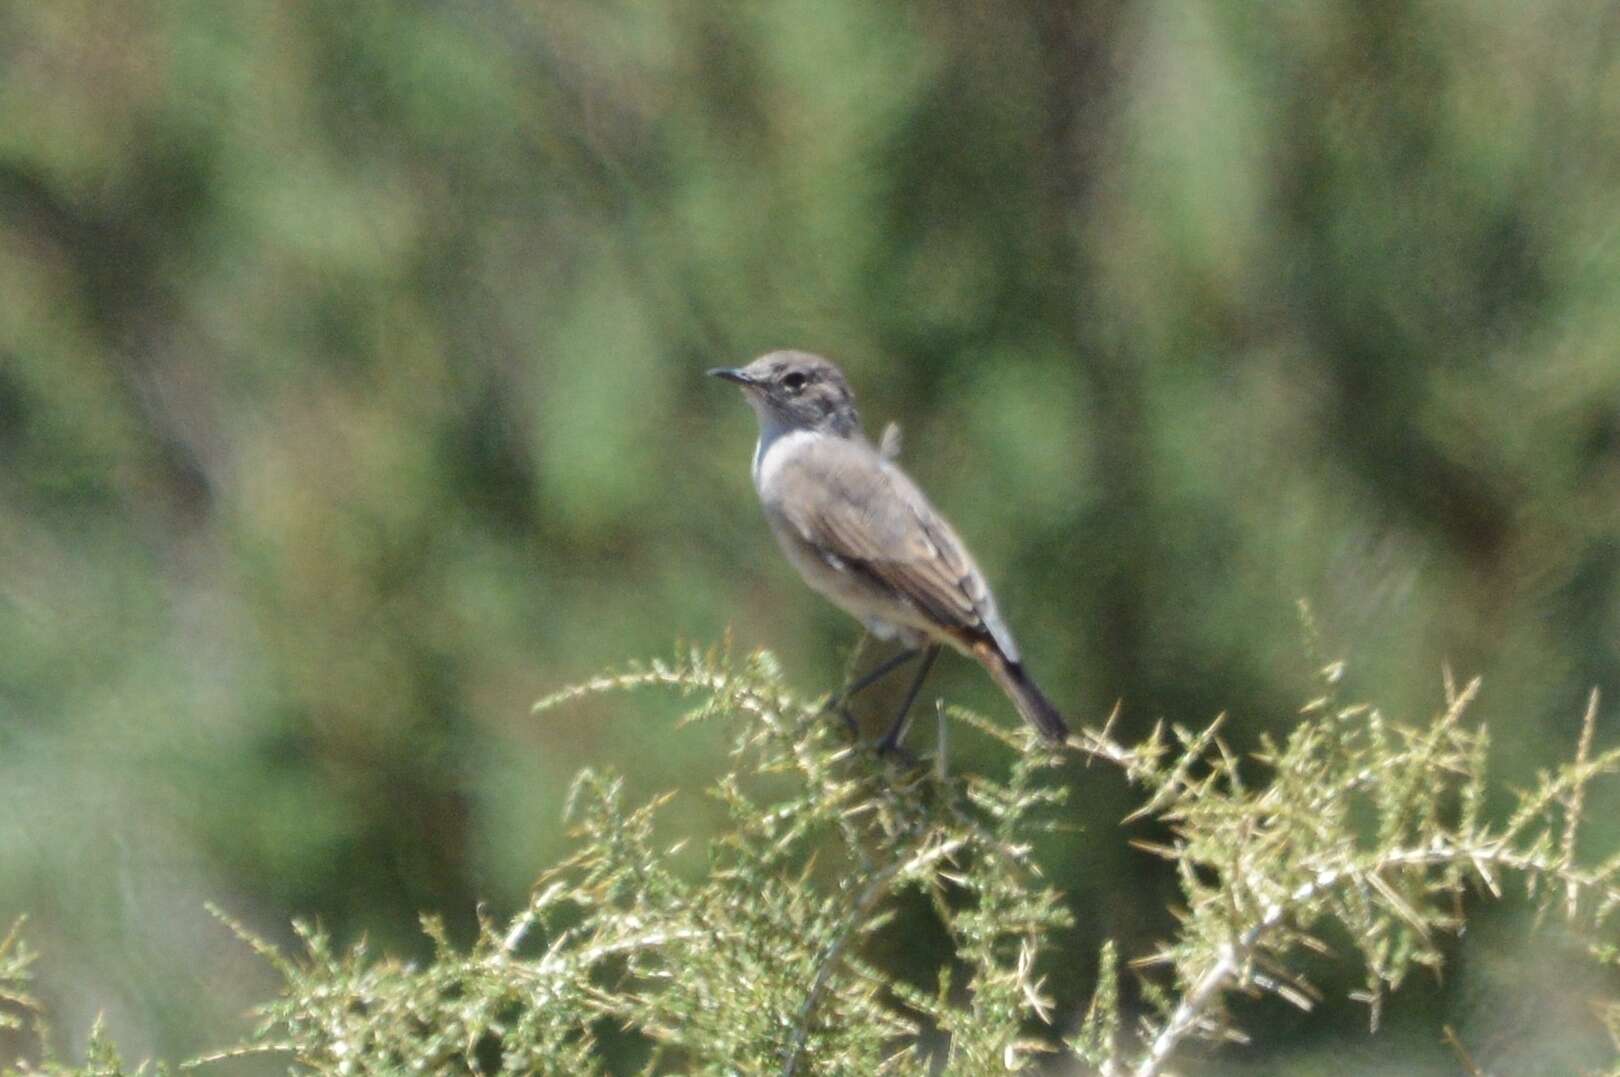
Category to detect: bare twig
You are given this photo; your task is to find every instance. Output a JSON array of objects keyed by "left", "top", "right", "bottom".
[
  {"left": 782, "top": 836, "right": 966, "bottom": 1077},
  {"left": 1442, "top": 1024, "right": 1486, "bottom": 1077}
]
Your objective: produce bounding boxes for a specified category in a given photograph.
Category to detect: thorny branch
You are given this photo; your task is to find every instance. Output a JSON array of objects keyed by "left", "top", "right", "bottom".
[
  {"left": 1127, "top": 686, "right": 1617, "bottom": 1077},
  {"left": 535, "top": 649, "right": 1620, "bottom": 1075},
  {"left": 782, "top": 836, "right": 968, "bottom": 1077}
]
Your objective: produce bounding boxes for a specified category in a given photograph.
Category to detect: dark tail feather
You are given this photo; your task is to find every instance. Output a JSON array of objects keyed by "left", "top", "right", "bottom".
[{"left": 979, "top": 649, "right": 1070, "bottom": 744}]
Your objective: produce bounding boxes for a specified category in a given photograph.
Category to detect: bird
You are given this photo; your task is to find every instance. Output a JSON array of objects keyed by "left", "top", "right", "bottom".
[{"left": 709, "top": 350, "right": 1069, "bottom": 751}]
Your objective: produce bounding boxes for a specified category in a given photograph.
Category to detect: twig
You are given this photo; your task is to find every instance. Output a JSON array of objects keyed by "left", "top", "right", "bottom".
[
  {"left": 1564, "top": 689, "right": 1600, "bottom": 919},
  {"left": 1132, "top": 833, "right": 1620, "bottom": 1076},
  {"left": 782, "top": 836, "right": 966, "bottom": 1077},
  {"left": 1133, "top": 873, "right": 1317, "bottom": 1077},
  {"left": 1442, "top": 1024, "right": 1485, "bottom": 1076}
]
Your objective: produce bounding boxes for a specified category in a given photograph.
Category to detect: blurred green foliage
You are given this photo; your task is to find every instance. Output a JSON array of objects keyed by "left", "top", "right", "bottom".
[{"left": 1, "top": 0, "right": 1618, "bottom": 1069}]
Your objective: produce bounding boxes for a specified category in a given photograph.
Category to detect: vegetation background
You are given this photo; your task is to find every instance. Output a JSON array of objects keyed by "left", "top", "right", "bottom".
[{"left": 2, "top": 1, "right": 1618, "bottom": 1071}]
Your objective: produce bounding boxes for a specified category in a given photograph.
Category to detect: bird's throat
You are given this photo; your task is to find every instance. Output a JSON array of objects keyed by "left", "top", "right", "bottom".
[{"left": 752, "top": 425, "right": 820, "bottom": 494}]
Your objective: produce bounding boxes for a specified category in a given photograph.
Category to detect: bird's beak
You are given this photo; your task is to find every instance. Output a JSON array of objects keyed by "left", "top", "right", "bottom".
[{"left": 707, "top": 367, "right": 756, "bottom": 387}]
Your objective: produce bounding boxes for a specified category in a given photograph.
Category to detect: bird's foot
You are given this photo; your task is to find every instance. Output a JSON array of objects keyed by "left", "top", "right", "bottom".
[
  {"left": 874, "top": 732, "right": 920, "bottom": 768},
  {"left": 816, "top": 697, "right": 861, "bottom": 739}
]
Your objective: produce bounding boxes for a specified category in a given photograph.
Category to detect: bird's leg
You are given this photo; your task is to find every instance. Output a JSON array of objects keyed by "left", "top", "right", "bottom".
[
  {"left": 837, "top": 647, "right": 922, "bottom": 704},
  {"left": 876, "top": 644, "right": 941, "bottom": 756},
  {"left": 821, "top": 646, "right": 921, "bottom": 736}
]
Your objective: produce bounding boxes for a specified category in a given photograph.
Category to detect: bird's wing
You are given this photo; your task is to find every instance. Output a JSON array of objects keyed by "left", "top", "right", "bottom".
[
  {"left": 771, "top": 436, "right": 1020, "bottom": 661},
  {"left": 878, "top": 421, "right": 902, "bottom": 461}
]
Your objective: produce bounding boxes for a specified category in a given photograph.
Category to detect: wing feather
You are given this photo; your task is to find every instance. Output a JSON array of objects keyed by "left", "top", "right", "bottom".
[{"left": 769, "top": 436, "right": 1019, "bottom": 661}]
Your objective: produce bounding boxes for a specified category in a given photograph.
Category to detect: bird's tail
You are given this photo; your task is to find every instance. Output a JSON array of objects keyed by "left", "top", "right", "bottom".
[{"left": 977, "top": 646, "right": 1070, "bottom": 744}]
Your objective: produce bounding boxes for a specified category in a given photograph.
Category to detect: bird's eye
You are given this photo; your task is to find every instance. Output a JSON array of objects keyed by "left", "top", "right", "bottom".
[{"left": 781, "top": 371, "right": 808, "bottom": 393}]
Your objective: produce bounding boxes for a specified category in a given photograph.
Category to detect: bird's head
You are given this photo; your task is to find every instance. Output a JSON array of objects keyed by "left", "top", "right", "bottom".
[{"left": 709, "top": 351, "right": 861, "bottom": 438}]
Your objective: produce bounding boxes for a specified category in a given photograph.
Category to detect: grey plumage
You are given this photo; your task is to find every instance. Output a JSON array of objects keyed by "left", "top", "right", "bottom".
[{"left": 710, "top": 351, "right": 1069, "bottom": 745}]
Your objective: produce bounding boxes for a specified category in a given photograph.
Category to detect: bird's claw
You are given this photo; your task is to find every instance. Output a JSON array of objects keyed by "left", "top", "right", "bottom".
[
  {"left": 874, "top": 734, "right": 920, "bottom": 768},
  {"left": 817, "top": 697, "right": 860, "bottom": 739}
]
